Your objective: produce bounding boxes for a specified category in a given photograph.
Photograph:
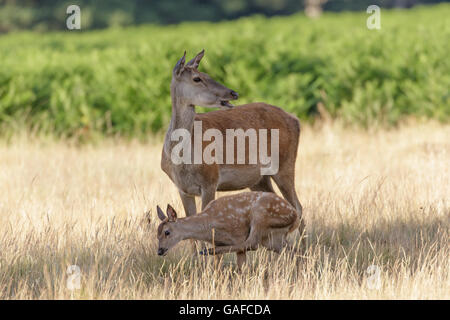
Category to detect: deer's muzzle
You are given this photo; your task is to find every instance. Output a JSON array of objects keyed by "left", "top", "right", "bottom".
[{"left": 158, "top": 248, "right": 167, "bottom": 256}]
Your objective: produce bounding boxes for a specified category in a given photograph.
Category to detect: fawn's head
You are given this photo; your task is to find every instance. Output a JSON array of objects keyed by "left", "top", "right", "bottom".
[
  {"left": 171, "top": 50, "right": 238, "bottom": 109},
  {"left": 155, "top": 204, "right": 182, "bottom": 256}
]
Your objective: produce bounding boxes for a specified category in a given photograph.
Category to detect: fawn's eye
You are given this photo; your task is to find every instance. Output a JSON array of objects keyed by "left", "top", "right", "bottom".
[
  {"left": 193, "top": 77, "right": 202, "bottom": 83},
  {"left": 164, "top": 230, "right": 170, "bottom": 236}
]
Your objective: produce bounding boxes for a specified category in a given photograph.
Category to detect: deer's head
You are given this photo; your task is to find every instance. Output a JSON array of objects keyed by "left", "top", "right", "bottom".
[
  {"left": 155, "top": 204, "right": 182, "bottom": 256},
  {"left": 171, "top": 50, "right": 238, "bottom": 109}
]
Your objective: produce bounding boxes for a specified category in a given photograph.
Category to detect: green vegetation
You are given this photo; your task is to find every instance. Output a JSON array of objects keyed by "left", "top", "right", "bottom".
[{"left": 0, "top": 5, "right": 449, "bottom": 137}]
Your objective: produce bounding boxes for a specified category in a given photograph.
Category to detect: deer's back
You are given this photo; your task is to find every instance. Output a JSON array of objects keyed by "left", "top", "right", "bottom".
[
  {"left": 196, "top": 103, "right": 300, "bottom": 144},
  {"left": 161, "top": 103, "right": 301, "bottom": 196},
  {"left": 196, "top": 102, "right": 300, "bottom": 167},
  {"left": 204, "top": 191, "right": 298, "bottom": 227},
  {"left": 200, "top": 192, "right": 298, "bottom": 245}
]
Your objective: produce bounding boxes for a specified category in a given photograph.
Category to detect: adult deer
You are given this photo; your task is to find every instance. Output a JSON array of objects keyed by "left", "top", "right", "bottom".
[
  {"left": 155, "top": 192, "right": 300, "bottom": 269},
  {"left": 161, "top": 50, "right": 305, "bottom": 240}
]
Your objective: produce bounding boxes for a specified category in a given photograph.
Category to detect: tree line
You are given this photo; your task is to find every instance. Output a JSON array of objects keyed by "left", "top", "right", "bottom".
[{"left": 0, "top": 0, "right": 446, "bottom": 32}]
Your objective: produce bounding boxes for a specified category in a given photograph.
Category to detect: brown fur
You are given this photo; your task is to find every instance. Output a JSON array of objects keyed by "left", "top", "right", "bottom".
[
  {"left": 161, "top": 51, "right": 305, "bottom": 247},
  {"left": 156, "top": 192, "right": 300, "bottom": 269}
]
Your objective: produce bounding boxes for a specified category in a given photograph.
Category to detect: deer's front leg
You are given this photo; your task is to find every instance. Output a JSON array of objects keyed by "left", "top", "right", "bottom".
[
  {"left": 201, "top": 186, "right": 219, "bottom": 262},
  {"left": 201, "top": 186, "right": 216, "bottom": 210},
  {"left": 179, "top": 191, "right": 198, "bottom": 254},
  {"left": 179, "top": 190, "right": 197, "bottom": 216}
]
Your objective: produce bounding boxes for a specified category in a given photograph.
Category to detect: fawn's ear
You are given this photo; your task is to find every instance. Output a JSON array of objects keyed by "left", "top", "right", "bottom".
[
  {"left": 166, "top": 204, "right": 178, "bottom": 222},
  {"left": 173, "top": 51, "right": 186, "bottom": 77},
  {"left": 186, "top": 49, "right": 204, "bottom": 69},
  {"left": 156, "top": 205, "right": 166, "bottom": 221}
]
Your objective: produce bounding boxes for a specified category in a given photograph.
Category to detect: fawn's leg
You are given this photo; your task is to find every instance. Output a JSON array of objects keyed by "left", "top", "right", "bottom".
[
  {"left": 200, "top": 225, "right": 260, "bottom": 256},
  {"left": 263, "top": 234, "right": 305, "bottom": 262},
  {"left": 236, "top": 252, "right": 247, "bottom": 270},
  {"left": 201, "top": 244, "right": 257, "bottom": 255},
  {"left": 261, "top": 232, "right": 287, "bottom": 254}
]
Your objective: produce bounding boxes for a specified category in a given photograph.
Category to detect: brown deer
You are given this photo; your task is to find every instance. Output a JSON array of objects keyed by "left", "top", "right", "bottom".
[
  {"left": 161, "top": 50, "right": 305, "bottom": 242},
  {"left": 155, "top": 192, "right": 300, "bottom": 269}
]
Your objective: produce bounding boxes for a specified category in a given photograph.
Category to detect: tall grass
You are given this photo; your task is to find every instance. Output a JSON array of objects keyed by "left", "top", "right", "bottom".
[{"left": 0, "top": 122, "right": 448, "bottom": 299}]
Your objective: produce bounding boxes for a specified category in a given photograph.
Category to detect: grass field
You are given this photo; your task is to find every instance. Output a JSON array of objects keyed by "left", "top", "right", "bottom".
[{"left": 0, "top": 121, "right": 448, "bottom": 299}]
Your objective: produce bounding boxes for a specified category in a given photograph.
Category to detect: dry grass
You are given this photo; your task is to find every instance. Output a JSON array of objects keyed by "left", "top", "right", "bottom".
[{"left": 0, "top": 122, "right": 448, "bottom": 299}]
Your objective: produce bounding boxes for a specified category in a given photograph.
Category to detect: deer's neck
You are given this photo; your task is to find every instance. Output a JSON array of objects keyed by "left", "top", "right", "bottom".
[
  {"left": 164, "top": 86, "right": 196, "bottom": 154},
  {"left": 169, "top": 86, "right": 196, "bottom": 133},
  {"left": 175, "top": 215, "right": 212, "bottom": 243}
]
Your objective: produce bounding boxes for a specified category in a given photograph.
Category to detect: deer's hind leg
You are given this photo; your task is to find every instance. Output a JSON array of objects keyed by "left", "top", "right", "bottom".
[{"left": 272, "top": 171, "right": 306, "bottom": 242}]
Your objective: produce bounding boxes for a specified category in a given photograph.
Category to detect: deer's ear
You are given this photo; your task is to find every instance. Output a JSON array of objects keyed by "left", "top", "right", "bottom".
[
  {"left": 156, "top": 205, "right": 166, "bottom": 221},
  {"left": 173, "top": 51, "right": 186, "bottom": 76},
  {"left": 186, "top": 49, "right": 204, "bottom": 69},
  {"left": 166, "top": 204, "right": 178, "bottom": 221}
]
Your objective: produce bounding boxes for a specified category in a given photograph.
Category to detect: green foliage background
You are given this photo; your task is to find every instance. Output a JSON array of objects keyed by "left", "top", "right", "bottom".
[{"left": 0, "top": 5, "right": 449, "bottom": 137}]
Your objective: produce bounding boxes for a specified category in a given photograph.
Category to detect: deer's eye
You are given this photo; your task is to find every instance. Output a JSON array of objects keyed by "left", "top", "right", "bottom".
[
  {"left": 193, "top": 77, "right": 202, "bottom": 83},
  {"left": 164, "top": 230, "right": 170, "bottom": 236}
]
